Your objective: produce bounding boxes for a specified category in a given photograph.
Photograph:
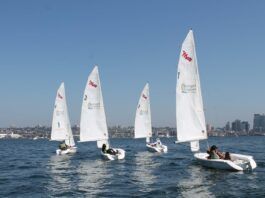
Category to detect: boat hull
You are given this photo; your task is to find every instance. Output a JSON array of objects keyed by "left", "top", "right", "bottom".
[
  {"left": 146, "top": 143, "right": 168, "bottom": 153},
  {"left": 194, "top": 152, "right": 257, "bottom": 171},
  {"left": 101, "top": 148, "right": 125, "bottom": 160},
  {"left": 56, "top": 147, "right": 77, "bottom": 155}
]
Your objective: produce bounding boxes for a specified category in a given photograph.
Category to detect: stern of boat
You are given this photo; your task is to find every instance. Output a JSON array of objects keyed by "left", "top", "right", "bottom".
[
  {"left": 115, "top": 148, "right": 125, "bottom": 160},
  {"left": 146, "top": 143, "right": 167, "bottom": 153},
  {"left": 101, "top": 148, "right": 125, "bottom": 160},
  {"left": 56, "top": 147, "right": 77, "bottom": 155},
  {"left": 230, "top": 153, "right": 257, "bottom": 170}
]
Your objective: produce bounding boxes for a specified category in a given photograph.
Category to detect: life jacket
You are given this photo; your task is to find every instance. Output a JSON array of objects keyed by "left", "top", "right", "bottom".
[{"left": 209, "top": 151, "right": 220, "bottom": 159}]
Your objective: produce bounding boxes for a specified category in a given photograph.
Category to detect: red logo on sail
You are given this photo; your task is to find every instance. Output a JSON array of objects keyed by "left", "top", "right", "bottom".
[
  {"left": 58, "top": 93, "right": 63, "bottom": 99},
  {"left": 142, "top": 94, "right": 147, "bottom": 99},
  {"left": 182, "top": 50, "right": 192, "bottom": 62},
  {"left": 89, "top": 80, "right": 97, "bottom": 88}
]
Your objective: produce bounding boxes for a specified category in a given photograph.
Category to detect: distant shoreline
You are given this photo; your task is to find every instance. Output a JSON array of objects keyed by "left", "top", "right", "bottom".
[{"left": 0, "top": 126, "right": 265, "bottom": 139}]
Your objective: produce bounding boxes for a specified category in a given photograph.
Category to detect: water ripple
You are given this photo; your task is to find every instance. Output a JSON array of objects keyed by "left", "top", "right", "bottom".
[{"left": 0, "top": 137, "right": 264, "bottom": 197}]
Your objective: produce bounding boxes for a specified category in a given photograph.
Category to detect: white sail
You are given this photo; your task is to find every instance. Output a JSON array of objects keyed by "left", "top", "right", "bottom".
[
  {"left": 176, "top": 30, "right": 207, "bottom": 145},
  {"left": 80, "top": 66, "right": 108, "bottom": 147},
  {"left": 134, "top": 83, "right": 152, "bottom": 142},
  {"left": 51, "top": 83, "right": 75, "bottom": 147}
]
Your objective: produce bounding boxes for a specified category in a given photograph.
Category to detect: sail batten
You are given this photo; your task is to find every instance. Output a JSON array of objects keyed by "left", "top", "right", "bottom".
[
  {"left": 134, "top": 83, "right": 152, "bottom": 140},
  {"left": 80, "top": 66, "right": 109, "bottom": 145},
  {"left": 51, "top": 83, "right": 75, "bottom": 147},
  {"left": 176, "top": 30, "right": 207, "bottom": 144}
]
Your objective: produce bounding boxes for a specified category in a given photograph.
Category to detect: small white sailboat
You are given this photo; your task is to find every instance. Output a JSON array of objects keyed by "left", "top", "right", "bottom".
[
  {"left": 80, "top": 66, "right": 125, "bottom": 160},
  {"left": 51, "top": 82, "right": 77, "bottom": 155},
  {"left": 175, "top": 30, "right": 256, "bottom": 171},
  {"left": 135, "top": 83, "right": 167, "bottom": 153}
]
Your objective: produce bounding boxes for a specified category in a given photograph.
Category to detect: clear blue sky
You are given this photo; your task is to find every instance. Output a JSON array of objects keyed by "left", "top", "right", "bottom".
[{"left": 1, "top": 0, "right": 265, "bottom": 128}]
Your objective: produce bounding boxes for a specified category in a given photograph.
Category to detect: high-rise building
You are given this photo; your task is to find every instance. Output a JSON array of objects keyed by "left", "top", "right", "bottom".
[
  {"left": 253, "top": 114, "right": 265, "bottom": 132},
  {"left": 231, "top": 120, "right": 241, "bottom": 132},
  {"left": 225, "top": 122, "right": 230, "bottom": 131},
  {"left": 241, "top": 121, "right": 250, "bottom": 132}
]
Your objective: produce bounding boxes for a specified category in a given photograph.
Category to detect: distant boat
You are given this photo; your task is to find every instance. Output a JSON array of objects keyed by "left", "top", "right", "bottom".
[
  {"left": 175, "top": 30, "right": 256, "bottom": 171},
  {"left": 134, "top": 83, "right": 167, "bottom": 153},
  {"left": 79, "top": 66, "right": 125, "bottom": 160},
  {"left": 51, "top": 83, "right": 77, "bottom": 155},
  {"left": 10, "top": 132, "right": 22, "bottom": 139}
]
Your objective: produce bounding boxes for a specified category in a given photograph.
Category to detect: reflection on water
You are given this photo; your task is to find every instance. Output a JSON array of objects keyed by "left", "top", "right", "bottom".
[
  {"left": 177, "top": 162, "right": 260, "bottom": 197},
  {"left": 76, "top": 158, "right": 108, "bottom": 195},
  {"left": 178, "top": 165, "right": 214, "bottom": 197},
  {"left": 132, "top": 151, "right": 158, "bottom": 192},
  {"left": 0, "top": 137, "right": 264, "bottom": 197},
  {"left": 47, "top": 155, "right": 76, "bottom": 196}
]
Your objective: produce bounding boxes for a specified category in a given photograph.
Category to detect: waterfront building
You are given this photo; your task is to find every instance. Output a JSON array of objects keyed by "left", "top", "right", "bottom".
[
  {"left": 232, "top": 120, "right": 241, "bottom": 132},
  {"left": 225, "top": 122, "right": 230, "bottom": 131},
  {"left": 241, "top": 121, "right": 250, "bottom": 132},
  {"left": 253, "top": 114, "right": 265, "bottom": 132}
]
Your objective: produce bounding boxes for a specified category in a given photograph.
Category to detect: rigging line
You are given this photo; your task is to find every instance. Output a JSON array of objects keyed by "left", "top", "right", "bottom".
[{"left": 206, "top": 140, "right": 210, "bottom": 150}]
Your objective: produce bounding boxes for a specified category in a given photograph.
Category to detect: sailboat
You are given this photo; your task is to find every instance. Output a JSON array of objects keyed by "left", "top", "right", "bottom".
[
  {"left": 134, "top": 83, "right": 167, "bottom": 153},
  {"left": 51, "top": 82, "right": 77, "bottom": 155},
  {"left": 175, "top": 30, "right": 256, "bottom": 171},
  {"left": 79, "top": 66, "right": 125, "bottom": 160}
]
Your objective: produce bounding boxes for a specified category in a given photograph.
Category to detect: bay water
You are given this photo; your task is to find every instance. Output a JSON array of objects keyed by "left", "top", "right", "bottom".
[{"left": 0, "top": 136, "right": 264, "bottom": 197}]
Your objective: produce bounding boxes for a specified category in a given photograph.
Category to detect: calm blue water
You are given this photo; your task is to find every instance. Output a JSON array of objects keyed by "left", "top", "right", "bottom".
[{"left": 0, "top": 136, "right": 264, "bottom": 197}]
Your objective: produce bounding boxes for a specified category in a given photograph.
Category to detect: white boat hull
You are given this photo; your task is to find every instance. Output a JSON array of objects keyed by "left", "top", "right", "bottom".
[
  {"left": 101, "top": 148, "right": 125, "bottom": 160},
  {"left": 146, "top": 143, "right": 168, "bottom": 153},
  {"left": 194, "top": 152, "right": 257, "bottom": 171},
  {"left": 56, "top": 147, "right": 77, "bottom": 155}
]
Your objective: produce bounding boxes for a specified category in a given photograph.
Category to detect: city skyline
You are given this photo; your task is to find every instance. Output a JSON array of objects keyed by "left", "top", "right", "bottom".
[
  {"left": 1, "top": 1, "right": 265, "bottom": 127},
  {"left": 2, "top": 113, "right": 263, "bottom": 130}
]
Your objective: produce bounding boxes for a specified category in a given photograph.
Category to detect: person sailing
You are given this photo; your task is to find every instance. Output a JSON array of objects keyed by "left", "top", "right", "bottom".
[
  {"left": 102, "top": 144, "right": 117, "bottom": 155},
  {"left": 59, "top": 141, "right": 68, "bottom": 151},
  {"left": 149, "top": 138, "right": 162, "bottom": 147},
  {"left": 208, "top": 145, "right": 225, "bottom": 159},
  {"left": 156, "top": 138, "right": 162, "bottom": 146}
]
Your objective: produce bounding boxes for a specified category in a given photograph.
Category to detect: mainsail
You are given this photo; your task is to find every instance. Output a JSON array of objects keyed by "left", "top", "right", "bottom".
[
  {"left": 80, "top": 66, "right": 108, "bottom": 147},
  {"left": 134, "top": 83, "right": 152, "bottom": 142},
  {"left": 51, "top": 83, "right": 75, "bottom": 147},
  {"left": 176, "top": 30, "right": 207, "bottom": 150}
]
